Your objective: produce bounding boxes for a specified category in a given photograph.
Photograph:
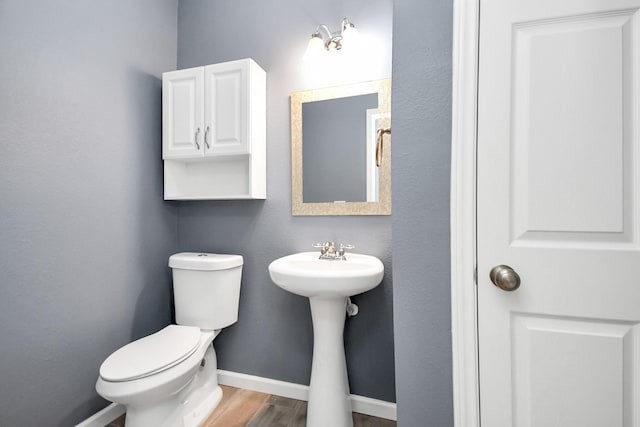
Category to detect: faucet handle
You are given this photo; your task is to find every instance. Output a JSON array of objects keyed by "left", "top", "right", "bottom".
[
  {"left": 337, "top": 243, "right": 354, "bottom": 259},
  {"left": 312, "top": 242, "right": 335, "bottom": 254}
]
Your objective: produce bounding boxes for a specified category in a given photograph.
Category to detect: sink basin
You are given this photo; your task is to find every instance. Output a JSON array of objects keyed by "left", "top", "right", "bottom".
[
  {"left": 268, "top": 251, "right": 384, "bottom": 427},
  {"left": 268, "top": 252, "right": 384, "bottom": 298}
]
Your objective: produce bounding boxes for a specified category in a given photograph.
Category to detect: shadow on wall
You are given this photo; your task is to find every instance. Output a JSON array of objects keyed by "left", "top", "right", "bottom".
[
  {"left": 127, "top": 69, "right": 177, "bottom": 342},
  {"left": 177, "top": 199, "right": 269, "bottom": 252}
]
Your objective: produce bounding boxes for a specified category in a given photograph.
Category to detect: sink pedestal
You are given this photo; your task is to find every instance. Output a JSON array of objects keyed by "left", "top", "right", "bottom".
[
  {"left": 307, "top": 296, "right": 353, "bottom": 427},
  {"left": 268, "top": 251, "right": 384, "bottom": 427}
]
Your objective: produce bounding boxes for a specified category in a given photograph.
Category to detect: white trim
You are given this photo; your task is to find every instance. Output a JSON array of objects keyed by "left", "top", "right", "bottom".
[
  {"left": 217, "top": 369, "right": 397, "bottom": 421},
  {"left": 350, "top": 394, "right": 397, "bottom": 422},
  {"left": 450, "top": 0, "right": 481, "bottom": 427},
  {"left": 74, "top": 403, "right": 125, "bottom": 427},
  {"left": 366, "top": 108, "right": 384, "bottom": 202},
  {"left": 218, "top": 369, "right": 309, "bottom": 401}
]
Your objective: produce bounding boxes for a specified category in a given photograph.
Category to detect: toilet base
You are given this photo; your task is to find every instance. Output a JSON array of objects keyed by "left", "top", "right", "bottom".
[
  {"left": 125, "top": 396, "right": 184, "bottom": 427},
  {"left": 183, "top": 385, "right": 222, "bottom": 427},
  {"left": 119, "top": 343, "right": 222, "bottom": 427},
  {"left": 181, "top": 344, "right": 222, "bottom": 427}
]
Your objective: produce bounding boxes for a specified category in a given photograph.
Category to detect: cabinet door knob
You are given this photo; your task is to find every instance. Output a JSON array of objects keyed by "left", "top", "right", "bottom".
[{"left": 194, "top": 127, "right": 201, "bottom": 150}]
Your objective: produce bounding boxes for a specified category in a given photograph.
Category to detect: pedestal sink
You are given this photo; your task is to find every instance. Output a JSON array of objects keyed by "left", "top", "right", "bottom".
[{"left": 268, "top": 252, "right": 384, "bottom": 427}]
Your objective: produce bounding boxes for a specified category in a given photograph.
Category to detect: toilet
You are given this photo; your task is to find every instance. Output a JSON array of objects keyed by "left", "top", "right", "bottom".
[{"left": 96, "top": 252, "right": 243, "bottom": 427}]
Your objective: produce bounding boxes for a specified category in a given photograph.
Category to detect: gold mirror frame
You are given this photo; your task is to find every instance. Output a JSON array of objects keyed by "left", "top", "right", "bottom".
[{"left": 291, "top": 78, "right": 391, "bottom": 216}]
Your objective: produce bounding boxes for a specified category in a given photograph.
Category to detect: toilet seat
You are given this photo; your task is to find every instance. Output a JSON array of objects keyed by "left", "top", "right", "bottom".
[{"left": 100, "top": 325, "right": 201, "bottom": 382}]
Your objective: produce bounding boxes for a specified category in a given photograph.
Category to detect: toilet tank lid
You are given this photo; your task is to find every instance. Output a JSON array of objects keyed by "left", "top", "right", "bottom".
[{"left": 169, "top": 252, "right": 243, "bottom": 271}]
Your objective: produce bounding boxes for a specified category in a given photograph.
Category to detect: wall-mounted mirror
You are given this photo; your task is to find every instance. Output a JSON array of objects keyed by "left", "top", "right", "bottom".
[{"left": 291, "top": 79, "right": 391, "bottom": 216}]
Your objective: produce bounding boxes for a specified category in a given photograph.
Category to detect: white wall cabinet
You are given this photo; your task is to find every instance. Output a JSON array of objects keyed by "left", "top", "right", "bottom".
[{"left": 162, "top": 58, "right": 266, "bottom": 200}]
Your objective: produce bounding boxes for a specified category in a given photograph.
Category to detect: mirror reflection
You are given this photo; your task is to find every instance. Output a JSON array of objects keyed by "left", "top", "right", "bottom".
[
  {"left": 302, "top": 93, "right": 378, "bottom": 203},
  {"left": 291, "top": 79, "right": 391, "bottom": 216}
]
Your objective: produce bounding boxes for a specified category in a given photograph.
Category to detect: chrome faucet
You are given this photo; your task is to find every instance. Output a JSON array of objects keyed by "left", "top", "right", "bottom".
[{"left": 312, "top": 241, "right": 355, "bottom": 260}]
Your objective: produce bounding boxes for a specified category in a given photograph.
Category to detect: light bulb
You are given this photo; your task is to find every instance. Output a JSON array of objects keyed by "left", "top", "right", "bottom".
[
  {"left": 341, "top": 25, "right": 359, "bottom": 49},
  {"left": 304, "top": 33, "right": 325, "bottom": 61}
]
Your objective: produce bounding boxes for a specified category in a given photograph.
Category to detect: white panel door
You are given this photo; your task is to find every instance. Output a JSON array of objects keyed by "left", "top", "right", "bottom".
[
  {"left": 477, "top": 1, "right": 640, "bottom": 426},
  {"left": 162, "top": 67, "right": 204, "bottom": 159},
  {"left": 203, "top": 60, "right": 249, "bottom": 156}
]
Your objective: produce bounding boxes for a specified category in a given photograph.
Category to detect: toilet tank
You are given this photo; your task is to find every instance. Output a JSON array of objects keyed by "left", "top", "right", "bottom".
[{"left": 169, "top": 252, "right": 243, "bottom": 330}]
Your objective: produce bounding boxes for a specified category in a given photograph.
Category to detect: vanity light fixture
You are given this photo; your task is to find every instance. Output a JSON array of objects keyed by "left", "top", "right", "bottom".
[{"left": 305, "top": 17, "right": 359, "bottom": 57}]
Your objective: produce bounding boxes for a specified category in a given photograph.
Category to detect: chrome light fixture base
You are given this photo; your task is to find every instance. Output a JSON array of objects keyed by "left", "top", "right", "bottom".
[{"left": 308, "top": 18, "right": 358, "bottom": 53}]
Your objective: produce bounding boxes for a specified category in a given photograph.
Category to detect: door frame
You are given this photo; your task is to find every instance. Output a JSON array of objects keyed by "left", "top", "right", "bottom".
[{"left": 450, "top": 1, "right": 481, "bottom": 426}]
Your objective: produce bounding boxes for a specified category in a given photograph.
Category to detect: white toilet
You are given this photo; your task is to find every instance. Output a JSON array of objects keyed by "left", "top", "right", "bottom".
[{"left": 96, "top": 252, "right": 243, "bottom": 427}]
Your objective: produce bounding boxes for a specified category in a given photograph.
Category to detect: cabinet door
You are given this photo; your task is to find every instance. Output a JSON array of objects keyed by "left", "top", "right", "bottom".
[
  {"left": 203, "top": 60, "right": 250, "bottom": 156},
  {"left": 163, "top": 67, "right": 204, "bottom": 159}
]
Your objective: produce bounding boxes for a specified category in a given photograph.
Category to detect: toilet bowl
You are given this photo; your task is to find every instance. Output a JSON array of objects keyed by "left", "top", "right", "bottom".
[{"left": 96, "top": 253, "right": 243, "bottom": 427}]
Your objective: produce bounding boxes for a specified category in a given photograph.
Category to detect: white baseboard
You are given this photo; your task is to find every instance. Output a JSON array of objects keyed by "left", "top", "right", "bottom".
[
  {"left": 218, "top": 369, "right": 310, "bottom": 400},
  {"left": 217, "top": 369, "right": 397, "bottom": 421},
  {"left": 75, "top": 402, "right": 125, "bottom": 427}
]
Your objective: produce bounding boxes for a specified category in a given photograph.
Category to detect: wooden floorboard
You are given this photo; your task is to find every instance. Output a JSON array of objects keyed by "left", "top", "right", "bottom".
[
  {"left": 353, "top": 412, "right": 398, "bottom": 427},
  {"left": 202, "top": 387, "right": 271, "bottom": 427},
  {"left": 203, "top": 385, "right": 241, "bottom": 425},
  {"left": 105, "top": 385, "right": 396, "bottom": 427},
  {"left": 246, "top": 393, "right": 306, "bottom": 427}
]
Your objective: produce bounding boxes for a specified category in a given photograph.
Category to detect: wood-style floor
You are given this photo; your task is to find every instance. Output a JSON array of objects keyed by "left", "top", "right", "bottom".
[{"left": 106, "top": 385, "right": 396, "bottom": 427}]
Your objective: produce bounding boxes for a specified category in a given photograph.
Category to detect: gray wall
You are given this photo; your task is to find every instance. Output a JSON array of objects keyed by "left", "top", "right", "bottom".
[
  {"left": 0, "top": 1, "right": 179, "bottom": 425},
  {"left": 176, "top": 0, "right": 396, "bottom": 402},
  {"left": 392, "top": 0, "right": 454, "bottom": 425}
]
